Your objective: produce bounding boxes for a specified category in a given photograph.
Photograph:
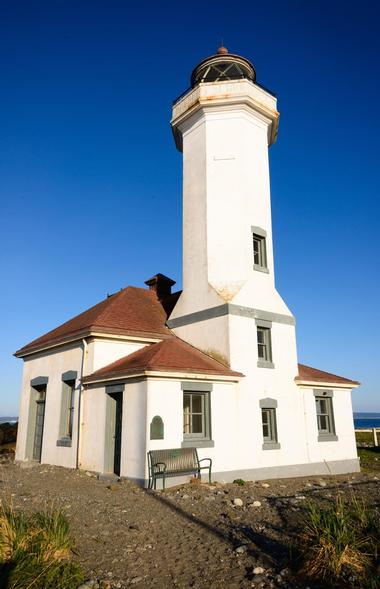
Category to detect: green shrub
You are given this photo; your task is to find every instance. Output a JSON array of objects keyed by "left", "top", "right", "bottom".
[
  {"left": 299, "top": 494, "right": 380, "bottom": 587},
  {"left": 233, "top": 479, "right": 245, "bottom": 486},
  {"left": 0, "top": 501, "right": 84, "bottom": 589}
]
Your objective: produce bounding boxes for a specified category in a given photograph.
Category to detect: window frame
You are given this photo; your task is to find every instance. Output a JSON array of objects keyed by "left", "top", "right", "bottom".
[
  {"left": 314, "top": 390, "right": 338, "bottom": 442},
  {"left": 181, "top": 382, "right": 214, "bottom": 449},
  {"left": 57, "top": 371, "right": 77, "bottom": 447},
  {"left": 251, "top": 226, "right": 268, "bottom": 273},
  {"left": 259, "top": 398, "right": 281, "bottom": 450},
  {"left": 256, "top": 321, "right": 274, "bottom": 368}
]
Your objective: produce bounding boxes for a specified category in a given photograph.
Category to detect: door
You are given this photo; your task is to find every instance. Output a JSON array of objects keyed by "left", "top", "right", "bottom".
[
  {"left": 113, "top": 393, "right": 123, "bottom": 476},
  {"left": 33, "top": 391, "right": 46, "bottom": 462},
  {"left": 105, "top": 392, "right": 123, "bottom": 476}
]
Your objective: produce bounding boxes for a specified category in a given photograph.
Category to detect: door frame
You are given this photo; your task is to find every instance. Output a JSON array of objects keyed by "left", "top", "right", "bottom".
[
  {"left": 25, "top": 377, "right": 49, "bottom": 462},
  {"left": 104, "top": 384, "right": 124, "bottom": 476}
]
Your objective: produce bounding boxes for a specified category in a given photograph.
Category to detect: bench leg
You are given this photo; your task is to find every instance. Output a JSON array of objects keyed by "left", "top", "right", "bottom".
[
  {"left": 208, "top": 467, "right": 211, "bottom": 484},
  {"left": 162, "top": 473, "right": 166, "bottom": 492}
]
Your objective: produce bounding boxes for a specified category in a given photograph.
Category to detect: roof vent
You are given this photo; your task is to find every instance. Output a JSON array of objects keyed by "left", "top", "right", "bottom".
[{"left": 144, "top": 273, "right": 176, "bottom": 300}]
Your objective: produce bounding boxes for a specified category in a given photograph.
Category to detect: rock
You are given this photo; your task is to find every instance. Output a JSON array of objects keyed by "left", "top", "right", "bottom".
[
  {"left": 280, "top": 568, "right": 291, "bottom": 578},
  {"left": 252, "top": 501, "right": 262, "bottom": 507},
  {"left": 261, "top": 483, "right": 270, "bottom": 488},
  {"left": 129, "top": 577, "right": 143, "bottom": 585},
  {"left": 77, "top": 581, "right": 98, "bottom": 589},
  {"left": 233, "top": 497, "right": 244, "bottom": 507},
  {"left": 235, "top": 544, "right": 248, "bottom": 554},
  {"left": 253, "top": 566, "right": 265, "bottom": 575},
  {"left": 204, "top": 495, "right": 215, "bottom": 502},
  {"left": 85, "top": 471, "right": 93, "bottom": 477},
  {"left": 373, "top": 476, "right": 379, "bottom": 481},
  {"left": 318, "top": 480, "right": 327, "bottom": 487},
  {"left": 106, "top": 484, "right": 119, "bottom": 491},
  {"left": 19, "top": 461, "right": 37, "bottom": 469},
  {"left": 182, "top": 494, "right": 190, "bottom": 499},
  {"left": 295, "top": 495, "right": 306, "bottom": 500}
]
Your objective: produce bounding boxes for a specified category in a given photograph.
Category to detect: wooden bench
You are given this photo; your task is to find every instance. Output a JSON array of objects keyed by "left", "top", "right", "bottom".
[{"left": 147, "top": 447, "right": 212, "bottom": 491}]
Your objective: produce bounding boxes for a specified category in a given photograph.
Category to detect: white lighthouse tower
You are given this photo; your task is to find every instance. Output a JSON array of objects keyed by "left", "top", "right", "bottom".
[{"left": 169, "top": 47, "right": 298, "bottom": 375}]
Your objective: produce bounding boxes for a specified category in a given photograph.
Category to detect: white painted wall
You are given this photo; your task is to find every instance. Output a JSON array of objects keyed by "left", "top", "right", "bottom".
[
  {"left": 79, "top": 384, "right": 107, "bottom": 472},
  {"left": 90, "top": 339, "right": 147, "bottom": 372},
  {"left": 144, "top": 376, "right": 358, "bottom": 485},
  {"left": 170, "top": 79, "right": 292, "bottom": 364},
  {"left": 302, "top": 387, "right": 358, "bottom": 464},
  {"left": 122, "top": 380, "right": 147, "bottom": 481},
  {"left": 16, "top": 336, "right": 150, "bottom": 470},
  {"left": 15, "top": 342, "right": 83, "bottom": 468}
]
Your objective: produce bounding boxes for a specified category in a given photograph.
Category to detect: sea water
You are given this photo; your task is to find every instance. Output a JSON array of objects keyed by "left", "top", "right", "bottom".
[{"left": 354, "top": 413, "right": 380, "bottom": 429}]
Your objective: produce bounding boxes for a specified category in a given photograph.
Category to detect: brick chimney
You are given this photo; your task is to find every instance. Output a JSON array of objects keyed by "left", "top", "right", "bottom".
[{"left": 144, "top": 273, "right": 176, "bottom": 300}]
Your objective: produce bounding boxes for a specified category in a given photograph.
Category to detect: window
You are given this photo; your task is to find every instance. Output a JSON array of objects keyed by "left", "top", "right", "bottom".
[
  {"left": 260, "top": 398, "right": 280, "bottom": 449},
  {"left": 64, "top": 381, "right": 75, "bottom": 439},
  {"left": 183, "top": 392, "right": 206, "bottom": 438},
  {"left": 315, "top": 393, "right": 337, "bottom": 441},
  {"left": 57, "top": 371, "right": 77, "bottom": 447},
  {"left": 261, "top": 409, "right": 276, "bottom": 442},
  {"left": 257, "top": 326, "right": 273, "bottom": 367},
  {"left": 182, "top": 385, "right": 213, "bottom": 448},
  {"left": 253, "top": 233, "right": 267, "bottom": 269},
  {"left": 251, "top": 226, "right": 268, "bottom": 272}
]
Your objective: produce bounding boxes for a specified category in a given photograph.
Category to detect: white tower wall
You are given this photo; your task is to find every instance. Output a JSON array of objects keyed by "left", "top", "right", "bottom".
[{"left": 170, "top": 79, "right": 294, "bottom": 366}]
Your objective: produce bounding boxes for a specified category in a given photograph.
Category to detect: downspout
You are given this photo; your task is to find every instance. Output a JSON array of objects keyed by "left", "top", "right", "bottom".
[
  {"left": 76, "top": 338, "right": 88, "bottom": 469},
  {"left": 301, "top": 387, "right": 311, "bottom": 465}
]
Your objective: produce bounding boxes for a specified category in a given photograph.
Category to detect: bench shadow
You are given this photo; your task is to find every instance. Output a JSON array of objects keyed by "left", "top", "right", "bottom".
[
  {"left": 143, "top": 477, "right": 380, "bottom": 581},
  {"left": 144, "top": 486, "right": 291, "bottom": 572}
]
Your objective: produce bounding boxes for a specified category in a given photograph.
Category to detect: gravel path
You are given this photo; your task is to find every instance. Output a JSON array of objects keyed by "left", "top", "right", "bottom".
[{"left": 0, "top": 462, "right": 379, "bottom": 588}]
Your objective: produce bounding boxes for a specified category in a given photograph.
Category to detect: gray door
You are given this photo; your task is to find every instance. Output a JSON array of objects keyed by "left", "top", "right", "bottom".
[
  {"left": 33, "top": 396, "right": 46, "bottom": 461},
  {"left": 113, "top": 394, "right": 123, "bottom": 476},
  {"left": 105, "top": 392, "right": 123, "bottom": 476}
]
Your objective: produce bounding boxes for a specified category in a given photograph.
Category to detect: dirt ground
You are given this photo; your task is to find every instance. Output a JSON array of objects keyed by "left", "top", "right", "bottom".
[{"left": 0, "top": 461, "right": 379, "bottom": 589}]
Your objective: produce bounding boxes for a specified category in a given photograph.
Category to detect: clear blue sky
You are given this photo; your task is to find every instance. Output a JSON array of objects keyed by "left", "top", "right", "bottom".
[{"left": 1, "top": 0, "right": 379, "bottom": 415}]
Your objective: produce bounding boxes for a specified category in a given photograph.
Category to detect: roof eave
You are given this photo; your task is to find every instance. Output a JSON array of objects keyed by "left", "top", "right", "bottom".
[
  {"left": 15, "top": 329, "right": 169, "bottom": 358},
  {"left": 295, "top": 379, "right": 360, "bottom": 389},
  {"left": 83, "top": 368, "right": 243, "bottom": 386}
]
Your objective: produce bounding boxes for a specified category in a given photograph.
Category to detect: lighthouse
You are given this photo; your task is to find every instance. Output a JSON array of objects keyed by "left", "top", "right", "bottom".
[
  {"left": 14, "top": 46, "right": 360, "bottom": 484},
  {"left": 169, "top": 47, "right": 298, "bottom": 381}
]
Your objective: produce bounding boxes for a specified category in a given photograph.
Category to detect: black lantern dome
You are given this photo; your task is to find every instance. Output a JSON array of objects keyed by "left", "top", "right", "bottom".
[{"left": 191, "top": 46, "right": 256, "bottom": 88}]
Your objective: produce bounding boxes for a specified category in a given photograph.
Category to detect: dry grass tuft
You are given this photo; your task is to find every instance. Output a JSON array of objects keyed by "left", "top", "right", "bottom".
[
  {"left": 299, "top": 494, "right": 380, "bottom": 587},
  {"left": 0, "top": 498, "right": 84, "bottom": 589}
]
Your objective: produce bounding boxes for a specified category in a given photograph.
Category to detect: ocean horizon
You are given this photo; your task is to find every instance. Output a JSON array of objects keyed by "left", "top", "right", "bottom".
[{"left": 1, "top": 412, "right": 380, "bottom": 428}]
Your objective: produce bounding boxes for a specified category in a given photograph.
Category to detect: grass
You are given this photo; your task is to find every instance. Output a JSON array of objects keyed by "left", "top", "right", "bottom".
[
  {"left": 355, "top": 431, "right": 375, "bottom": 446},
  {"left": 357, "top": 447, "right": 380, "bottom": 470},
  {"left": 0, "top": 499, "right": 84, "bottom": 589},
  {"left": 299, "top": 494, "right": 380, "bottom": 587}
]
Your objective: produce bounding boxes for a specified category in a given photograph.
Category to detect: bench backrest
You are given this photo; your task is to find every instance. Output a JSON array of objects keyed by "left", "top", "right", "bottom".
[{"left": 148, "top": 447, "right": 199, "bottom": 472}]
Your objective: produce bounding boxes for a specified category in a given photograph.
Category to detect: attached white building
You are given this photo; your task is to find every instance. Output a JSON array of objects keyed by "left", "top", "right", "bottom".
[{"left": 15, "top": 47, "right": 360, "bottom": 485}]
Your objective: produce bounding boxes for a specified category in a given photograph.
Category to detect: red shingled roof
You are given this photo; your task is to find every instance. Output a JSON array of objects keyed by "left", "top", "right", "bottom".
[
  {"left": 15, "top": 287, "right": 173, "bottom": 356},
  {"left": 83, "top": 337, "right": 243, "bottom": 382},
  {"left": 296, "top": 363, "right": 359, "bottom": 386}
]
